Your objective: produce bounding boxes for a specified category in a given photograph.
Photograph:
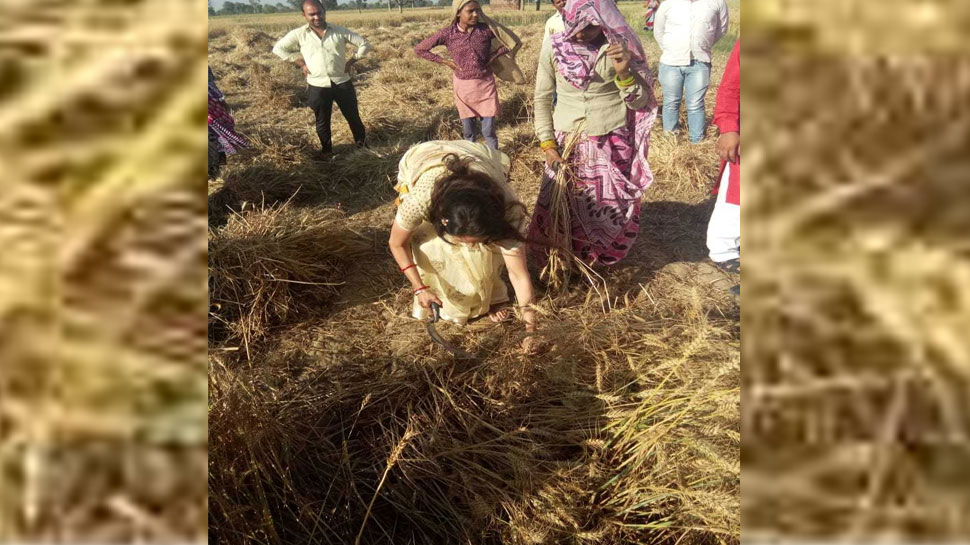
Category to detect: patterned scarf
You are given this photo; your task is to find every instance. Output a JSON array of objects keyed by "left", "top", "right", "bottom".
[
  {"left": 207, "top": 68, "right": 249, "bottom": 154},
  {"left": 550, "top": 0, "right": 651, "bottom": 91}
]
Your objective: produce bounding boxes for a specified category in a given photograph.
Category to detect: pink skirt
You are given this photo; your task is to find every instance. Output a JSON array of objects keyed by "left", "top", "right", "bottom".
[{"left": 452, "top": 73, "right": 500, "bottom": 119}]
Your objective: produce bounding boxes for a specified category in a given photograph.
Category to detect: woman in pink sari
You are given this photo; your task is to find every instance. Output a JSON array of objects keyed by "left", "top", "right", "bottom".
[{"left": 528, "top": 0, "right": 658, "bottom": 267}]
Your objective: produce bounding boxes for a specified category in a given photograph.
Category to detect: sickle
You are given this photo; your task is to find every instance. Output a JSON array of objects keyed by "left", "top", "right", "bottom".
[{"left": 427, "top": 302, "right": 475, "bottom": 359}]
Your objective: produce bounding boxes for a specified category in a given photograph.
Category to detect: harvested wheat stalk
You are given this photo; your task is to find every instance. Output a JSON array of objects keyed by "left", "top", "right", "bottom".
[
  {"left": 539, "top": 121, "right": 610, "bottom": 305},
  {"left": 540, "top": 123, "right": 582, "bottom": 291}
]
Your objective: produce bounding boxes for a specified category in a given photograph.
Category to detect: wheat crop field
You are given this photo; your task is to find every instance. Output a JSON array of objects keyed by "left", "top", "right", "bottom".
[
  {"left": 1, "top": 0, "right": 208, "bottom": 542},
  {"left": 743, "top": 0, "right": 970, "bottom": 542},
  {"left": 208, "top": 2, "right": 740, "bottom": 545},
  {"left": 2, "top": 0, "right": 965, "bottom": 542}
]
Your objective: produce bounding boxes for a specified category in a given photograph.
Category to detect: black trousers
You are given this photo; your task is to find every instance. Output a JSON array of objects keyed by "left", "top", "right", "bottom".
[{"left": 307, "top": 81, "right": 366, "bottom": 152}]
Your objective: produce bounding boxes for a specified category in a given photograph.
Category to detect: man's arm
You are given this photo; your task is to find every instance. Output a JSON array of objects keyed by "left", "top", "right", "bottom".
[
  {"left": 543, "top": 17, "right": 554, "bottom": 40},
  {"left": 272, "top": 28, "right": 303, "bottom": 63},
  {"left": 345, "top": 27, "right": 371, "bottom": 60},
  {"left": 714, "top": 0, "right": 729, "bottom": 43},
  {"left": 713, "top": 40, "right": 739, "bottom": 133},
  {"left": 653, "top": 3, "right": 667, "bottom": 47},
  {"left": 713, "top": 40, "right": 740, "bottom": 162}
]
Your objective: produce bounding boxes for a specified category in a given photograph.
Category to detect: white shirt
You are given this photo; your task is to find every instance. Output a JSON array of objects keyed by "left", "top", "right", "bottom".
[
  {"left": 272, "top": 24, "right": 371, "bottom": 88},
  {"left": 653, "top": 0, "right": 729, "bottom": 66},
  {"left": 543, "top": 12, "right": 564, "bottom": 41}
]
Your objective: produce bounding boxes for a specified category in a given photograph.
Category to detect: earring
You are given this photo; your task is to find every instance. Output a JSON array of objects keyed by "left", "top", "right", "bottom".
[{"left": 441, "top": 218, "right": 449, "bottom": 226}]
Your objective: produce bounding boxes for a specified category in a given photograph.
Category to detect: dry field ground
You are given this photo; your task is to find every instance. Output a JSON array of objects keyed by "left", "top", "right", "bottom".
[
  {"left": 743, "top": 1, "right": 970, "bottom": 541},
  {"left": 1, "top": 0, "right": 208, "bottom": 542},
  {"left": 208, "top": 3, "right": 740, "bottom": 545}
]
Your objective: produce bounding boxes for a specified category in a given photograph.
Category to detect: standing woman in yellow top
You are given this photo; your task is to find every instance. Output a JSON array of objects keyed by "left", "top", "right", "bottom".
[
  {"left": 529, "top": 0, "right": 658, "bottom": 267},
  {"left": 388, "top": 141, "right": 537, "bottom": 351}
]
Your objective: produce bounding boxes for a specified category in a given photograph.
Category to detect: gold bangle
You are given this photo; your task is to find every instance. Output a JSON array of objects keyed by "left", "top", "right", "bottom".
[{"left": 539, "top": 140, "right": 557, "bottom": 150}]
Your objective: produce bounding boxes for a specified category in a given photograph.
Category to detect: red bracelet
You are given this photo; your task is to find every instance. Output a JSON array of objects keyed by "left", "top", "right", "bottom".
[
  {"left": 413, "top": 285, "right": 430, "bottom": 294},
  {"left": 400, "top": 263, "right": 417, "bottom": 273}
]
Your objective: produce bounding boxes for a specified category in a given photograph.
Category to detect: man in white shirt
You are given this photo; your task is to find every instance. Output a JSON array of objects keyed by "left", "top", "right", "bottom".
[
  {"left": 653, "top": 0, "right": 729, "bottom": 143},
  {"left": 273, "top": 0, "right": 371, "bottom": 156},
  {"left": 543, "top": 0, "right": 566, "bottom": 41}
]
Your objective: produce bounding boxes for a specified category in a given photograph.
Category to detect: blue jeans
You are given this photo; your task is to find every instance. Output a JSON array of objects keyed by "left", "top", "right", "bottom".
[
  {"left": 461, "top": 116, "right": 498, "bottom": 149},
  {"left": 658, "top": 61, "right": 711, "bottom": 143}
]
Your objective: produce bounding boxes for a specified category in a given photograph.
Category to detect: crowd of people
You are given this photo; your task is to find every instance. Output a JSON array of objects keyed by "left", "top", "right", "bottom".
[{"left": 208, "top": 0, "right": 739, "bottom": 353}]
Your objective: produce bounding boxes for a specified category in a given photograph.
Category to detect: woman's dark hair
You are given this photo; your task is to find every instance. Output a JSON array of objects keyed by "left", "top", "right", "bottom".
[{"left": 428, "top": 154, "right": 526, "bottom": 245}]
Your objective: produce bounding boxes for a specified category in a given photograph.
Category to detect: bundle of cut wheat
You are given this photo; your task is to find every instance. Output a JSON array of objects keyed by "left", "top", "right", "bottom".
[
  {"left": 208, "top": 203, "right": 371, "bottom": 357},
  {"left": 1, "top": 0, "right": 210, "bottom": 540},
  {"left": 539, "top": 121, "right": 583, "bottom": 291},
  {"left": 743, "top": 24, "right": 970, "bottom": 541},
  {"left": 538, "top": 121, "right": 610, "bottom": 304}
]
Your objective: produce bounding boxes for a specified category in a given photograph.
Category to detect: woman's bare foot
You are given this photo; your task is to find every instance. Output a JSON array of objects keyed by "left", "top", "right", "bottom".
[{"left": 488, "top": 305, "right": 511, "bottom": 323}]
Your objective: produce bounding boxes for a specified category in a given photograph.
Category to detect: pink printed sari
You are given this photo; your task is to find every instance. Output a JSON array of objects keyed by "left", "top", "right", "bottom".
[{"left": 208, "top": 68, "right": 249, "bottom": 154}]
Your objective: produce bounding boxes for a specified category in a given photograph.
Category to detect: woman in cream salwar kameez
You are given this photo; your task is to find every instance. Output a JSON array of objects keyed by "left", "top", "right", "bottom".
[{"left": 388, "top": 140, "right": 537, "bottom": 351}]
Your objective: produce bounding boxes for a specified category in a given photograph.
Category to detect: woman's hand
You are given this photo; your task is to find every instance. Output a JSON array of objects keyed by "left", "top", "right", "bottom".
[
  {"left": 521, "top": 333, "right": 538, "bottom": 355},
  {"left": 417, "top": 289, "right": 442, "bottom": 309},
  {"left": 519, "top": 307, "right": 538, "bottom": 354},
  {"left": 543, "top": 147, "right": 563, "bottom": 169},
  {"left": 503, "top": 248, "right": 538, "bottom": 354},
  {"left": 606, "top": 40, "right": 631, "bottom": 79},
  {"left": 443, "top": 59, "right": 459, "bottom": 72}
]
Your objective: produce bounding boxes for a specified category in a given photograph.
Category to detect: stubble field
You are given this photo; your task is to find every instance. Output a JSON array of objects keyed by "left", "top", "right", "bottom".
[{"left": 207, "top": 4, "right": 740, "bottom": 544}]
